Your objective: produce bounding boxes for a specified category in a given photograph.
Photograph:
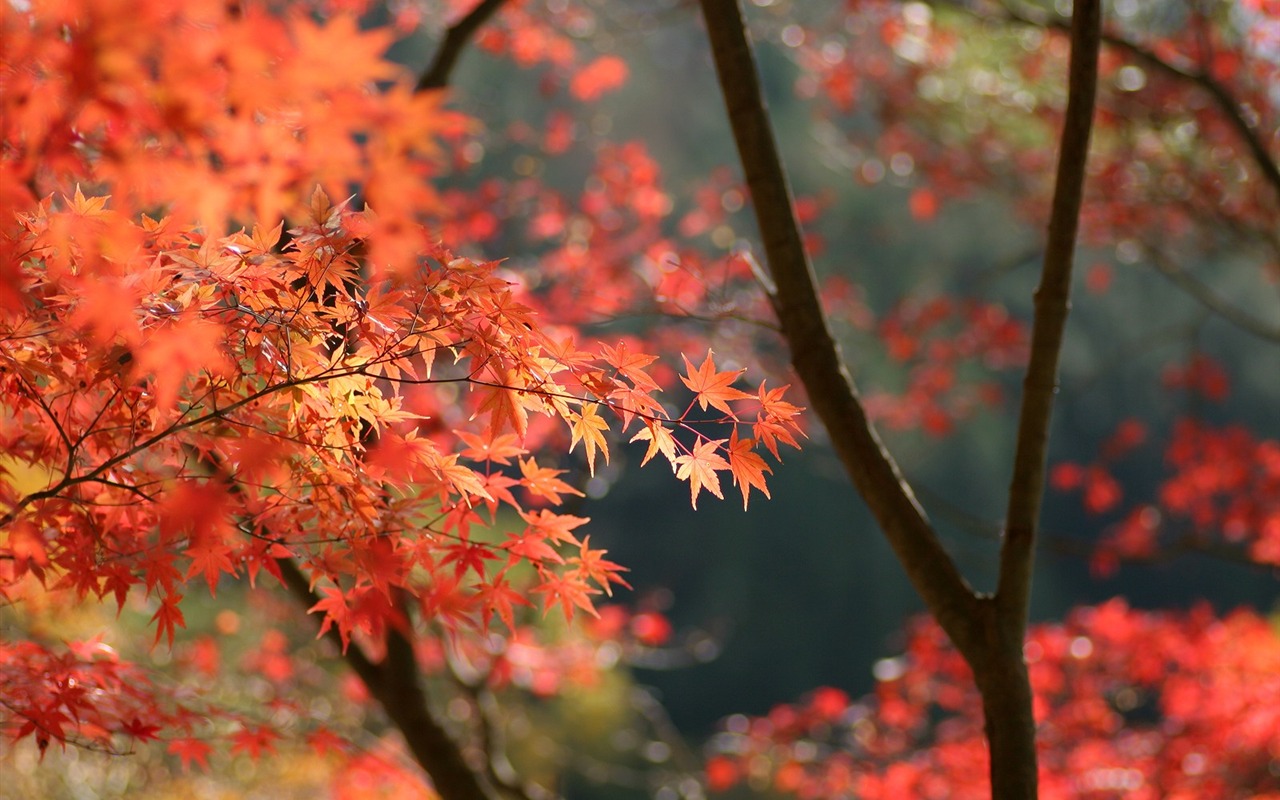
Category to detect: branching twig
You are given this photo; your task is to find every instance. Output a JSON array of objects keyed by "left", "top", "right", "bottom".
[
  {"left": 417, "top": 0, "right": 510, "bottom": 93},
  {"left": 1147, "top": 248, "right": 1280, "bottom": 342},
  {"left": 978, "top": 0, "right": 1280, "bottom": 205}
]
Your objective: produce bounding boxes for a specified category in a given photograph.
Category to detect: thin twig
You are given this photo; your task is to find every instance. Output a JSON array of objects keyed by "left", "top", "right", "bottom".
[
  {"left": 1147, "top": 248, "right": 1280, "bottom": 342},
  {"left": 417, "top": 0, "right": 510, "bottom": 93},
  {"left": 979, "top": 0, "right": 1280, "bottom": 205},
  {"left": 997, "top": 0, "right": 1101, "bottom": 618}
]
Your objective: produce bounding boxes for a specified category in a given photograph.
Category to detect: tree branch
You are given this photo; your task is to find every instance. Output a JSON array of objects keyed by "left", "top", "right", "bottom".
[
  {"left": 276, "top": 558, "right": 507, "bottom": 800},
  {"left": 984, "top": 0, "right": 1280, "bottom": 205},
  {"left": 1147, "top": 247, "right": 1280, "bottom": 342},
  {"left": 997, "top": 0, "right": 1100, "bottom": 621},
  {"left": 417, "top": 0, "right": 509, "bottom": 93},
  {"left": 695, "top": 0, "right": 984, "bottom": 657}
]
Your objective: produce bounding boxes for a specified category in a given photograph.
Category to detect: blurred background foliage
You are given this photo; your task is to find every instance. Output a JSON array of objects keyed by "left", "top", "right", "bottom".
[{"left": 4, "top": 0, "right": 1280, "bottom": 796}]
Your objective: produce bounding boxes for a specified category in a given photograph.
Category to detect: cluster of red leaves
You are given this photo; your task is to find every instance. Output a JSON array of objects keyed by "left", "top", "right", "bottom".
[
  {"left": 0, "top": 185, "right": 799, "bottom": 748},
  {"left": 778, "top": 0, "right": 1280, "bottom": 269},
  {"left": 1050, "top": 353, "right": 1280, "bottom": 571},
  {"left": 704, "top": 600, "right": 1280, "bottom": 800},
  {"left": 468, "top": 0, "right": 629, "bottom": 104},
  {"left": 0, "top": 0, "right": 805, "bottom": 759},
  {"left": 864, "top": 296, "right": 1028, "bottom": 436},
  {"left": 1087, "top": 418, "right": 1280, "bottom": 571},
  {"left": 0, "top": 637, "right": 189, "bottom": 756},
  {"left": 0, "top": 0, "right": 457, "bottom": 254}
]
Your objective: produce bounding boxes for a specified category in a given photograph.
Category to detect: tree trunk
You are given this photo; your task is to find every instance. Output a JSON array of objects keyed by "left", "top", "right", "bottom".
[
  {"left": 278, "top": 559, "right": 505, "bottom": 800},
  {"left": 695, "top": 0, "right": 1100, "bottom": 797}
]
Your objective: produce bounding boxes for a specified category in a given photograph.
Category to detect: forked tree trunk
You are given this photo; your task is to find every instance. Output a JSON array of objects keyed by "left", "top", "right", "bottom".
[{"left": 695, "top": 0, "right": 1101, "bottom": 796}]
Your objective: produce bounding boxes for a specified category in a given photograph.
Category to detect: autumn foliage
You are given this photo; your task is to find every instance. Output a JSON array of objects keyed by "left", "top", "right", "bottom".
[
  {"left": 5, "top": 0, "right": 1280, "bottom": 798},
  {"left": 0, "top": 0, "right": 802, "bottom": 770},
  {"left": 706, "top": 600, "right": 1280, "bottom": 799}
]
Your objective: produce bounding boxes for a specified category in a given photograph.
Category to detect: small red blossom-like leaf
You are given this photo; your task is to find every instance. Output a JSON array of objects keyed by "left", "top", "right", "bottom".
[
  {"left": 629, "top": 610, "right": 672, "bottom": 646},
  {"left": 1083, "top": 466, "right": 1122, "bottom": 514},
  {"left": 1085, "top": 262, "right": 1112, "bottom": 294},
  {"left": 230, "top": 725, "right": 280, "bottom": 760},
  {"left": 908, "top": 187, "right": 939, "bottom": 220},
  {"left": 705, "top": 756, "right": 742, "bottom": 792},
  {"left": 306, "top": 727, "right": 348, "bottom": 757},
  {"left": 184, "top": 533, "right": 236, "bottom": 598},
  {"left": 167, "top": 737, "right": 214, "bottom": 771},
  {"left": 1050, "top": 462, "right": 1084, "bottom": 491},
  {"left": 121, "top": 717, "right": 163, "bottom": 743},
  {"left": 151, "top": 593, "right": 186, "bottom": 649},
  {"left": 533, "top": 571, "right": 600, "bottom": 621},
  {"left": 476, "top": 571, "right": 533, "bottom": 631},
  {"left": 570, "top": 55, "right": 629, "bottom": 101},
  {"left": 308, "top": 586, "right": 352, "bottom": 652}
]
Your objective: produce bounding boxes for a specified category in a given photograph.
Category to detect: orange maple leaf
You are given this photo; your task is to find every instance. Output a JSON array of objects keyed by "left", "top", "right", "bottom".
[
  {"left": 630, "top": 419, "right": 678, "bottom": 467},
  {"left": 601, "top": 340, "right": 660, "bottom": 391},
  {"left": 675, "top": 438, "right": 729, "bottom": 509},
  {"left": 533, "top": 571, "right": 600, "bottom": 621},
  {"left": 570, "top": 536, "right": 631, "bottom": 596},
  {"left": 184, "top": 533, "right": 236, "bottom": 598},
  {"left": 681, "top": 350, "right": 752, "bottom": 417},
  {"left": 518, "top": 457, "right": 584, "bottom": 505},
  {"left": 727, "top": 430, "right": 772, "bottom": 510},
  {"left": 568, "top": 402, "right": 610, "bottom": 475},
  {"left": 132, "top": 313, "right": 232, "bottom": 412}
]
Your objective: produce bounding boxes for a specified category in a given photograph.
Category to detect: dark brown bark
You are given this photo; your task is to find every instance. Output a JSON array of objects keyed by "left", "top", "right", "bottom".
[
  {"left": 277, "top": 559, "right": 505, "bottom": 800},
  {"left": 695, "top": 0, "right": 984, "bottom": 662},
  {"left": 986, "top": 3, "right": 1100, "bottom": 795},
  {"left": 417, "top": 0, "right": 509, "bottom": 93},
  {"left": 997, "top": 0, "right": 1101, "bottom": 620},
  {"left": 696, "top": 0, "right": 1101, "bottom": 797}
]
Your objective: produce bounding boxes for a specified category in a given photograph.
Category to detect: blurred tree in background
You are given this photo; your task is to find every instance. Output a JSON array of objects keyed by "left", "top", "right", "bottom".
[{"left": 3, "top": 0, "right": 1280, "bottom": 798}]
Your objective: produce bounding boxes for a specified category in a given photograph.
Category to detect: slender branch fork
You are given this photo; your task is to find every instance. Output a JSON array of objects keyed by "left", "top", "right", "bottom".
[
  {"left": 696, "top": 0, "right": 1099, "bottom": 796},
  {"left": 417, "top": 0, "right": 510, "bottom": 92}
]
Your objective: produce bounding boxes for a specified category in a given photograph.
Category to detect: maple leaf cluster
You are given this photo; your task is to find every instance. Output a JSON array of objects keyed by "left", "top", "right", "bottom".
[
  {"left": 704, "top": 600, "right": 1280, "bottom": 799},
  {"left": 0, "top": 0, "right": 804, "bottom": 759},
  {"left": 1046, "top": 354, "right": 1280, "bottom": 574}
]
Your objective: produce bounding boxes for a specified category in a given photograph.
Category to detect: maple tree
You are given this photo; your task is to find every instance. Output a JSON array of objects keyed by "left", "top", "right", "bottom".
[{"left": 3, "top": 0, "right": 1280, "bottom": 799}]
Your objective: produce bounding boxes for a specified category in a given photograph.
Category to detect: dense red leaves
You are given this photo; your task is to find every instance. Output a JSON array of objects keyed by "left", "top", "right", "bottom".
[
  {"left": 864, "top": 297, "right": 1027, "bottom": 436},
  {"left": 0, "top": 0, "right": 456, "bottom": 235},
  {"left": 0, "top": 0, "right": 805, "bottom": 760},
  {"left": 0, "top": 638, "right": 199, "bottom": 756},
  {"left": 1051, "top": 407, "right": 1280, "bottom": 571},
  {"left": 706, "top": 601, "right": 1280, "bottom": 799}
]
